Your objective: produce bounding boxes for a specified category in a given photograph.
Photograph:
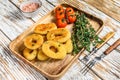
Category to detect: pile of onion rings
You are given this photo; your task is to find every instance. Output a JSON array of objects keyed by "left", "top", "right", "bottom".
[{"left": 23, "top": 23, "right": 73, "bottom": 61}]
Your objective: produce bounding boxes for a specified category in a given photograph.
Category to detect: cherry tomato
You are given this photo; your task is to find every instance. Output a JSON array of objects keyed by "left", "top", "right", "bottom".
[
  {"left": 67, "top": 14, "right": 76, "bottom": 23},
  {"left": 55, "top": 6, "right": 64, "bottom": 13},
  {"left": 56, "top": 18, "right": 67, "bottom": 28},
  {"left": 56, "top": 11, "right": 65, "bottom": 19},
  {"left": 66, "top": 7, "right": 75, "bottom": 16}
]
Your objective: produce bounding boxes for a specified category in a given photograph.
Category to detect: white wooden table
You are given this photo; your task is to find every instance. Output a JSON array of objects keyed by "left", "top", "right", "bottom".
[{"left": 0, "top": 0, "right": 120, "bottom": 80}]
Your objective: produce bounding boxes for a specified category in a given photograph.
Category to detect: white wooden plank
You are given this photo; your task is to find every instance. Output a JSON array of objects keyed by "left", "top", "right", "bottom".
[
  {"left": 0, "top": 1, "right": 34, "bottom": 40},
  {"left": 64, "top": 0, "right": 120, "bottom": 46},
  {"left": 92, "top": 50, "right": 120, "bottom": 80},
  {"left": 0, "top": 0, "right": 119, "bottom": 80},
  {"left": 29, "top": 0, "right": 55, "bottom": 21},
  {"left": 61, "top": 61, "right": 101, "bottom": 80},
  {"left": 11, "top": 0, "right": 55, "bottom": 21},
  {"left": 62, "top": 0, "right": 120, "bottom": 79},
  {"left": 79, "top": 44, "right": 120, "bottom": 79},
  {"left": 0, "top": 31, "right": 46, "bottom": 80},
  {"left": 83, "top": 0, "right": 120, "bottom": 22},
  {"left": 0, "top": 29, "right": 101, "bottom": 80},
  {"left": 65, "top": 0, "right": 120, "bottom": 51}
]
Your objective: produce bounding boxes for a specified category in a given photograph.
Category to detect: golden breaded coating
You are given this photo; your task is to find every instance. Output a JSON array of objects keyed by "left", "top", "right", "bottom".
[
  {"left": 34, "top": 23, "right": 57, "bottom": 34},
  {"left": 63, "top": 39, "right": 73, "bottom": 53},
  {"left": 47, "top": 28, "right": 71, "bottom": 43},
  {"left": 23, "top": 48, "right": 37, "bottom": 60},
  {"left": 42, "top": 41, "right": 66, "bottom": 59},
  {"left": 37, "top": 49, "right": 49, "bottom": 61},
  {"left": 24, "top": 34, "right": 43, "bottom": 49}
]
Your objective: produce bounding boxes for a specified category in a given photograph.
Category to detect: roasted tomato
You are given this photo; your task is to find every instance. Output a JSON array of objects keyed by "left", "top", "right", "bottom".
[
  {"left": 55, "top": 6, "right": 64, "bottom": 13},
  {"left": 56, "top": 11, "right": 65, "bottom": 19},
  {"left": 57, "top": 18, "right": 67, "bottom": 28},
  {"left": 67, "top": 14, "right": 76, "bottom": 23},
  {"left": 66, "top": 7, "right": 75, "bottom": 16}
]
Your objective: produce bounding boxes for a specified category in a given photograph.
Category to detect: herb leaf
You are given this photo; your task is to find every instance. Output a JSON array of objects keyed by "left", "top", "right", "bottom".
[{"left": 72, "top": 13, "right": 102, "bottom": 54}]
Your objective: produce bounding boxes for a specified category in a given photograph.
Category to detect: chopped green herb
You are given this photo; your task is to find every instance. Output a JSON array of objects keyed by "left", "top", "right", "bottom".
[{"left": 72, "top": 13, "right": 102, "bottom": 54}]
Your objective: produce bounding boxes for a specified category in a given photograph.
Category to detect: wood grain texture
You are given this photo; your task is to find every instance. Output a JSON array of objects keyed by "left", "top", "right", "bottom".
[
  {"left": 0, "top": 0, "right": 34, "bottom": 40},
  {"left": 0, "top": 0, "right": 120, "bottom": 80},
  {"left": 65, "top": 0, "right": 120, "bottom": 50},
  {"left": 104, "top": 38, "right": 120, "bottom": 54},
  {"left": 79, "top": 43, "right": 120, "bottom": 80},
  {"left": 95, "top": 44, "right": 120, "bottom": 79},
  {"left": 9, "top": 4, "right": 103, "bottom": 79},
  {"left": 11, "top": 0, "right": 55, "bottom": 21},
  {"left": 83, "top": 0, "right": 120, "bottom": 22},
  {"left": 0, "top": 31, "right": 46, "bottom": 80},
  {"left": 0, "top": 0, "right": 102, "bottom": 80},
  {"left": 64, "top": 0, "right": 120, "bottom": 79},
  {"left": 0, "top": 29, "right": 100, "bottom": 80},
  {"left": 61, "top": 61, "right": 102, "bottom": 80},
  {"left": 93, "top": 50, "right": 120, "bottom": 80}
]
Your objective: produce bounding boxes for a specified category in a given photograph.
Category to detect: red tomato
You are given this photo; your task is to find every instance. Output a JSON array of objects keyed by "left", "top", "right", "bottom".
[
  {"left": 56, "top": 18, "right": 67, "bottom": 28},
  {"left": 56, "top": 11, "right": 65, "bottom": 19},
  {"left": 66, "top": 7, "right": 75, "bottom": 16},
  {"left": 67, "top": 14, "right": 76, "bottom": 23},
  {"left": 55, "top": 6, "right": 64, "bottom": 13}
]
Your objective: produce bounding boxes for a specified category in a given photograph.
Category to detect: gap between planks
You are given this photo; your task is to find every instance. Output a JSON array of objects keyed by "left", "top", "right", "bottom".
[
  {"left": 9, "top": 0, "right": 120, "bottom": 46},
  {"left": 83, "top": 0, "right": 120, "bottom": 22},
  {"left": 8, "top": 0, "right": 35, "bottom": 23},
  {"left": 0, "top": 30, "right": 46, "bottom": 80},
  {"left": 6, "top": 0, "right": 120, "bottom": 79},
  {"left": 7, "top": 0, "right": 120, "bottom": 54}
]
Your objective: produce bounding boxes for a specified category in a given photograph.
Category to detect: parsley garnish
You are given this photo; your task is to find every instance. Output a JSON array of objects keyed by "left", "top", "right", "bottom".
[{"left": 72, "top": 13, "right": 102, "bottom": 54}]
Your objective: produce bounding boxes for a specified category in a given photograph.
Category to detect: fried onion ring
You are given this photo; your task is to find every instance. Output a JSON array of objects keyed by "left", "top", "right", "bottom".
[
  {"left": 42, "top": 41, "right": 66, "bottom": 59},
  {"left": 34, "top": 23, "right": 57, "bottom": 34},
  {"left": 23, "top": 48, "right": 37, "bottom": 60},
  {"left": 37, "top": 49, "right": 49, "bottom": 61},
  {"left": 63, "top": 39, "right": 73, "bottom": 53},
  {"left": 47, "top": 28, "right": 71, "bottom": 43},
  {"left": 24, "top": 34, "right": 43, "bottom": 49}
]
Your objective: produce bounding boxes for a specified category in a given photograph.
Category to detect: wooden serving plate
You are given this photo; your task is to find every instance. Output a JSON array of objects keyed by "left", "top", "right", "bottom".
[{"left": 9, "top": 3, "right": 103, "bottom": 80}]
